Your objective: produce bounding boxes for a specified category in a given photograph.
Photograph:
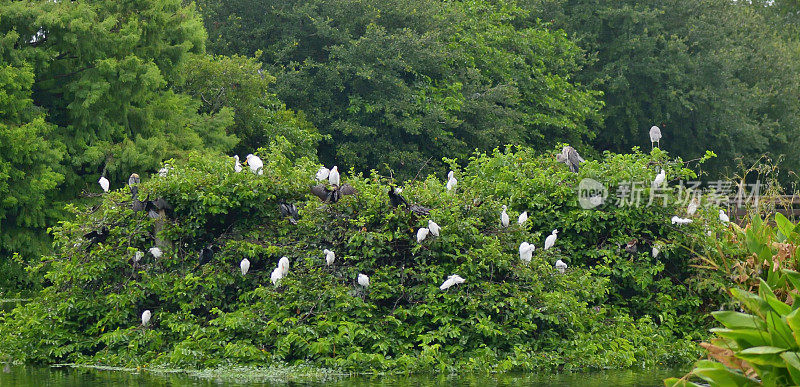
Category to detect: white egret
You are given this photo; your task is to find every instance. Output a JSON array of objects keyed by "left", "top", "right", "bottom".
[
  {"left": 448, "top": 170, "right": 455, "bottom": 181},
  {"left": 446, "top": 176, "right": 457, "bottom": 191},
  {"left": 501, "top": 205, "right": 510, "bottom": 228},
  {"left": 556, "top": 146, "right": 584, "bottom": 173},
  {"left": 149, "top": 247, "right": 162, "bottom": 258},
  {"left": 98, "top": 176, "right": 110, "bottom": 192},
  {"left": 141, "top": 310, "right": 151, "bottom": 326},
  {"left": 234, "top": 155, "right": 242, "bottom": 173},
  {"left": 417, "top": 227, "right": 430, "bottom": 243},
  {"left": 358, "top": 273, "right": 370, "bottom": 288},
  {"left": 649, "top": 125, "right": 662, "bottom": 149},
  {"left": 652, "top": 246, "right": 660, "bottom": 258},
  {"left": 518, "top": 211, "right": 528, "bottom": 225},
  {"left": 428, "top": 220, "right": 441, "bottom": 237},
  {"left": 544, "top": 229, "right": 558, "bottom": 250},
  {"left": 323, "top": 249, "right": 335, "bottom": 266},
  {"left": 134, "top": 251, "right": 143, "bottom": 263},
  {"left": 245, "top": 154, "right": 264, "bottom": 175},
  {"left": 652, "top": 169, "right": 666, "bottom": 187},
  {"left": 555, "top": 259, "right": 567, "bottom": 274},
  {"left": 671, "top": 216, "right": 693, "bottom": 225},
  {"left": 687, "top": 197, "right": 699, "bottom": 216},
  {"left": 240, "top": 258, "right": 250, "bottom": 276},
  {"left": 329, "top": 166, "right": 340, "bottom": 186},
  {"left": 279, "top": 256, "right": 290, "bottom": 276},
  {"left": 316, "top": 166, "right": 330, "bottom": 181},
  {"left": 158, "top": 167, "right": 168, "bottom": 177},
  {"left": 439, "top": 274, "right": 465, "bottom": 290},
  {"left": 270, "top": 267, "right": 283, "bottom": 286},
  {"left": 519, "top": 242, "right": 535, "bottom": 264},
  {"left": 719, "top": 209, "right": 730, "bottom": 223}
]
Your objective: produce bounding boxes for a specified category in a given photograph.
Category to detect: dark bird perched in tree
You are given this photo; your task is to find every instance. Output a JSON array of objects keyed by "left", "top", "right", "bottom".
[
  {"left": 624, "top": 239, "right": 638, "bottom": 254},
  {"left": 84, "top": 226, "right": 109, "bottom": 251},
  {"left": 310, "top": 184, "right": 357, "bottom": 203},
  {"left": 198, "top": 244, "right": 215, "bottom": 266},
  {"left": 278, "top": 200, "right": 300, "bottom": 224},
  {"left": 555, "top": 146, "right": 584, "bottom": 173},
  {"left": 387, "top": 186, "right": 430, "bottom": 216},
  {"left": 128, "top": 173, "right": 140, "bottom": 199},
  {"left": 144, "top": 197, "right": 172, "bottom": 219}
]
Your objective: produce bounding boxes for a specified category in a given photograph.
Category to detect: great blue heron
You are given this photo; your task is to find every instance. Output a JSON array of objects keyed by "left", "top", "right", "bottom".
[
  {"left": 556, "top": 146, "right": 584, "bottom": 173},
  {"left": 544, "top": 229, "right": 558, "bottom": 250},
  {"left": 244, "top": 154, "right": 263, "bottom": 175},
  {"left": 649, "top": 125, "right": 662, "bottom": 149},
  {"left": 439, "top": 274, "right": 465, "bottom": 290}
]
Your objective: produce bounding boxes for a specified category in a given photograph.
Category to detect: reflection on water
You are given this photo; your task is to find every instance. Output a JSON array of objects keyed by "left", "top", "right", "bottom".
[{"left": 0, "top": 365, "right": 682, "bottom": 386}]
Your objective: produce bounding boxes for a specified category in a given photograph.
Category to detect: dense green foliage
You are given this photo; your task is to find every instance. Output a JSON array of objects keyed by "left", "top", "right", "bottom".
[
  {"left": 0, "top": 0, "right": 318, "bottom": 284},
  {"left": 199, "top": 0, "right": 602, "bottom": 176},
  {"left": 534, "top": 0, "right": 800, "bottom": 177},
  {"left": 0, "top": 145, "right": 730, "bottom": 372},
  {"left": 667, "top": 214, "right": 800, "bottom": 386}
]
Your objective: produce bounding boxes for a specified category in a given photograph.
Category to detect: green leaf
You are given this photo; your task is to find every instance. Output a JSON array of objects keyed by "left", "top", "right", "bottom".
[
  {"left": 712, "top": 311, "right": 766, "bottom": 330},
  {"left": 663, "top": 377, "right": 703, "bottom": 387},
  {"left": 692, "top": 360, "right": 760, "bottom": 387},
  {"left": 736, "top": 346, "right": 787, "bottom": 367},
  {"left": 711, "top": 328, "right": 771, "bottom": 348},
  {"left": 781, "top": 351, "right": 800, "bottom": 385},
  {"left": 731, "top": 288, "right": 772, "bottom": 319}
]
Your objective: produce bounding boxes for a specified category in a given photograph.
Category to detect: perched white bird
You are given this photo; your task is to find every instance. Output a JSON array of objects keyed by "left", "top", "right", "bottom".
[
  {"left": 316, "top": 166, "right": 330, "bottom": 181},
  {"left": 141, "top": 310, "right": 151, "bottom": 326},
  {"left": 134, "top": 251, "right": 144, "bottom": 263},
  {"left": 519, "top": 242, "right": 536, "bottom": 264},
  {"left": 149, "top": 247, "right": 162, "bottom": 258},
  {"left": 439, "top": 274, "right": 465, "bottom": 291},
  {"left": 234, "top": 155, "right": 243, "bottom": 173},
  {"left": 518, "top": 211, "right": 528, "bottom": 225},
  {"left": 671, "top": 216, "right": 693, "bottom": 225},
  {"left": 278, "top": 256, "right": 290, "bottom": 276},
  {"left": 555, "top": 259, "right": 567, "bottom": 274},
  {"left": 323, "top": 249, "right": 335, "bottom": 266},
  {"left": 687, "top": 198, "right": 699, "bottom": 216},
  {"left": 417, "top": 227, "right": 430, "bottom": 243},
  {"left": 245, "top": 154, "right": 264, "bottom": 175},
  {"left": 240, "top": 258, "right": 250, "bottom": 276},
  {"left": 448, "top": 170, "right": 455, "bottom": 181},
  {"left": 652, "top": 169, "right": 666, "bottom": 187},
  {"left": 98, "top": 176, "right": 110, "bottom": 192},
  {"left": 501, "top": 205, "right": 510, "bottom": 228},
  {"left": 428, "top": 220, "right": 441, "bottom": 237},
  {"left": 652, "top": 246, "right": 660, "bottom": 258},
  {"left": 329, "top": 166, "right": 340, "bottom": 186},
  {"left": 158, "top": 166, "right": 169, "bottom": 177},
  {"left": 544, "top": 229, "right": 558, "bottom": 250},
  {"left": 358, "top": 273, "right": 370, "bottom": 288},
  {"left": 649, "top": 125, "right": 662, "bottom": 148},
  {"left": 719, "top": 209, "right": 730, "bottom": 223},
  {"left": 270, "top": 267, "right": 283, "bottom": 286},
  {"left": 446, "top": 176, "right": 457, "bottom": 191}
]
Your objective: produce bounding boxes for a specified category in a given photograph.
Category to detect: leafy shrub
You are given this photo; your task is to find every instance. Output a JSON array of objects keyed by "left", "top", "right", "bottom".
[{"left": 1, "top": 144, "right": 720, "bottom": 372}]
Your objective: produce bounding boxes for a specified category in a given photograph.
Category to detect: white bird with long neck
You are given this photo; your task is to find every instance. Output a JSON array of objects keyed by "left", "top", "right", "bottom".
[
  {"left": 518, "top": 211, "right": 528, "bottom": 225},
  {"left": 240, "top": 258, "right": 250, "bottom": 276},
  {"left": 719, "top": 209, "right": 730, "bottom": 223},
  {"left": 500, "top": 205, "right": 510, "bottom": 228},
  {"left": 99, "top": 176, "right": 110, "bottom": 192},
  {"left": 417, "top": 227, "right": 430, "bottom": 243},
  {"left": 358, "top": 273, "right": 370, "bottom": 288},
  {"left": 323, "top": 249, "right": 335, "bottom": 266},
  {"left": 270, "top": 267, "right": 283, "bottom": 286},
  {"left": 555, "top": 259, "right": 567, "bottom": 274},
  {"left": 328, "top": 166, "right": 340, "bottom": 186},
  {"left": 278, "top": 256, "right": 290, "bottom": 276},
  {"left": 428, "top": 220, "right": 441, "bottom": 237},
  {"left": 316, "top": 166, "right": 330, "bottom": 181},
  {"left": 245, "top": 154, "right": 264, "bottom": 175},
  {"left": 439, "top": 274, "right": 465, "bottom": 290},
  {"left": 652, "top": 169, "right": 666, "bottom": 188},
  {"left": 544, "top": 230, "right": 558, "bottom": 250},
  {"left": 134, "top": 251, "right": 144, "bottom": 263},
  {"left": 149, "top": 247, "right": 162, "bottom": 258},
  {"left": 446, "top": 171, "right": 457, "bottom": 191},
  {"left": 519, "top": 242, "right": 535, "bottom": 264},
  {"left": 687, "top": 198, "right": 699, "bottom": 216},
  {"left": 234, "top": 155, "right": 242, "bottom": 173},
  {"left": 141, "top": 310, "right": 151, "bottom": 326}
]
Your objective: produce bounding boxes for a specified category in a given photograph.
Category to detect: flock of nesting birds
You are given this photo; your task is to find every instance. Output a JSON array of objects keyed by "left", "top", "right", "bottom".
[{"left": 96, "top": 126, "right": 728, "bottom": 327}]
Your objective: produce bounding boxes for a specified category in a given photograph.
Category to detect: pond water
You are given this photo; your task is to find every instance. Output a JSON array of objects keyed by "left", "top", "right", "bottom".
[{"left": 0, "top": 365, "right": 682, "bottom": 386}]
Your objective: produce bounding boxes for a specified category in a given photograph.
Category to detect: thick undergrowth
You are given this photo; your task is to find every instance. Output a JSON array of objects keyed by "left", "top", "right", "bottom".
[{"left": 0, "top": 143, "right": 725, "bottom": 372}]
